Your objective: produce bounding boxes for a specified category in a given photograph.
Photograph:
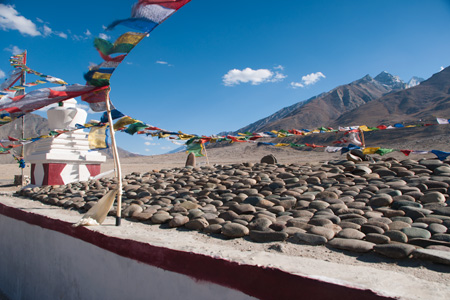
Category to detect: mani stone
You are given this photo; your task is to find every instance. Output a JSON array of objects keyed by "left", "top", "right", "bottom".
[
  {"left": 401, "top": 227, "right": 432, "bottom": 240},
  {"left": 365, "top": 233, "right": 390, "bottom": 244},
  {"left": 292, "top": 232, "right": 327, "bottom": 246},
  {"left": 373, "top": 244, "right": 416, "bottom": 259},
  {"left": 420, "top": 192, "right": 446, "bottom": 204},
  {"left": 185, "top": 152, "right": 196, "bottom": 167},
  {"left": 169, "top": 215, "right": 190, "bottom": 228},
  {"left": 221, "top": 223, "right": 249, "bottom": 238},
  {"left": 249, "top": 230, "right": 288, "bottom": 243},
  {"left": 336, "top": 228, "right": 366, "bottom": 240},
  {"left": 185, "top": 218, "right": 209, "bottom": 230},
  {"left": 261, "top": 154, "right": 277, "bottom": 164},
  {"left": 327, "top": 238, "right": 375, "bottom": 253},
  {"left": 384, "top": 230, "right": 409, "bottom": 243},
  {"left": 412, "top": 249, "right": 450, "bottom": 265}
]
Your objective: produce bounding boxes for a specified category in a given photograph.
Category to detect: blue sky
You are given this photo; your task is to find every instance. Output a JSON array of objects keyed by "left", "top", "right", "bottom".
[{"left": 1, "top": 0, "right": 450, "bottom": 155}]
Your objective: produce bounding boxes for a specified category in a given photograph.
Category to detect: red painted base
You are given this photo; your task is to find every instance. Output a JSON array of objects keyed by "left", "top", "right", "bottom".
[{"left": 31, "top": 163, "right": 101, "bottom": 186}]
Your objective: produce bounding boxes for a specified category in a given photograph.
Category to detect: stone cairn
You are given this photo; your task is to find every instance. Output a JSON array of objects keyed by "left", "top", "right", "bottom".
[{"left": 17, "top": 157, "right": 450, "bottom": 265}]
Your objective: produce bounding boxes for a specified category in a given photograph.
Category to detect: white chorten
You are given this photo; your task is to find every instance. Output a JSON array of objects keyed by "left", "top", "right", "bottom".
[{"left": 25, "top": 99, "right": 106, "bottom": 186}]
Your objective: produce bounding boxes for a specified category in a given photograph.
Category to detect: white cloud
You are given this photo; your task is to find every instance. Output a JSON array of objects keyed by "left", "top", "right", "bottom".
[
  {"left": 142, "top": 135, "right": 153, "bottom": 141},
  {"left": 42, "top": 24, "right": 52, "bottom": 36},
  {"left": 0, "top": 4, "right": 41, "bottom": 36},
  {"left": 56, "top": 31, "right": 67, "bottom": 39},
  {"left": 156, "top": 60, "right": 173, "bottom": 67},
  {"left": 440, "top": 66, "right": 445, "bottom": 71},
  {"left": 4, "top": 45, "right": 24, "bottom": 55},
  {"left": 99, "top": 33, "right": 110, "bottom": 40},
  {"left": 161, "top": 146, "right": 173, "bottom": 150},
  {"left": 290, "top": 82, "right": 304, "bottom": 88},
  {"left": 223, "top": 67, "right": 284, "bottom": 86},
  {"left": 271, "top": 72, "right": 287, "bottom": 82},
  {"left": 290, "top": 71, "right": 326, "bottom": 89},
  {"left": 274, "top": 65, "right": 284, "bottom": 71},
  {"left": 144, "top": 141, "right": 151, "bottom": 146},
  {"left": 302, "top": 72, "right": 325, "bottom": 85},
  {"left": 85, "top": 29, "right": 91, "bottom": 36},
  {"left": 145, "top": 148, "right": 150, "bottom": 152},
  {"left": 0, "top": 69, "right": 5, "bottom": 78}
]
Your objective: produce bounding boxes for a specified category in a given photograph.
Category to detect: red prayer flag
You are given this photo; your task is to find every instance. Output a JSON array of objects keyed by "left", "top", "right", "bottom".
[{"left": 400, "top": 150, "right": 412, "bottom": 156}]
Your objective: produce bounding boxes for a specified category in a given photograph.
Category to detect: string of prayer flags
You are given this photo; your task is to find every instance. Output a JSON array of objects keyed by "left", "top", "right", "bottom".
[
  {"left": 8, "top": 52, "right": 67, "bottom": 86},
  {"left": 83, "top": 1, "right": 191, "bottom": 112},
  {"left": 85, "top": 32, "right": 147, "bottom": 87},
  {"left": 107, "top": 0, "right": 192, "bottom": 33}
]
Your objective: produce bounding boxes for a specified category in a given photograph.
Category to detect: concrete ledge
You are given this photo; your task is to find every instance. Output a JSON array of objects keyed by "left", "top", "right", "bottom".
[{"left": 1, "top": 196, "right": 444, "bottom": 299}]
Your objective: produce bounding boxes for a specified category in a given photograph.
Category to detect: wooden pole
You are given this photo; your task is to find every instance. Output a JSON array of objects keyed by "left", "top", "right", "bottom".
[
  {"left": 202, "top": 143, "right": 210, "bottom": 165},
  {"left": 359, "top": 128, "right": 366, "bottom": 149},
  {"left": 105, "top": 92, "right": 123, "bottom": 226},
  {"left": 20, "top": 50, "right": 27, "bottom": 186}
]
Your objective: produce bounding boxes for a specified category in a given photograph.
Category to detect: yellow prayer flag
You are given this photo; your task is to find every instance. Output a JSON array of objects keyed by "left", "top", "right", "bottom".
[
  {"left": 115, "top": 32, "right": 147, "bottom": 46},
  {"left": 363, "top": 147, "right": 380, "bottom": 154},
  {"left": 178, "top": 134, "right": 196, "bottom": 140},
  {"left": 113, "top": 116, "right": 136, "bottom": 130},
  {"left": 88, "top": 126, "right": 108, "bottom": 149},
  {"left": 359, "top": 125, "right": 370, "bottom": 132},
  {"left": 92, "top": 72, "right": 112, "bottom": 80}
]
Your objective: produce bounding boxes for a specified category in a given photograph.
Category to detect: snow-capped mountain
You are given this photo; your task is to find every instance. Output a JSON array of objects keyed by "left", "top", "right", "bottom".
[{"left": 407, "top": 76, "right": 425, "bottom": 88}]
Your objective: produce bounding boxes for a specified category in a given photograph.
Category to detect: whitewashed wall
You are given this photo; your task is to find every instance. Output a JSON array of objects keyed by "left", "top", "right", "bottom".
[{"left": 0, "top": 214, "right": 255, "bottom": 300}]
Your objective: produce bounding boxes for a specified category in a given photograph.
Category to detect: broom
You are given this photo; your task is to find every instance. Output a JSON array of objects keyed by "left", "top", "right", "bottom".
[{"left": 73, "top": 188, "right": 118, "bottom": 226}]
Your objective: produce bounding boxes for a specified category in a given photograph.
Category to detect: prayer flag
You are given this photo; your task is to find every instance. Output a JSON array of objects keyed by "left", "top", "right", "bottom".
[
  {"left": 107, "top": 0, "right": 192, "bottom": 33},
  {"left": 375, "top": 148, "right": 395, "bottom": 156},
  {"left": 436, "top": 118, "right": 450, "bottom": 125},
  {"left": 101, "top": 109, "right": 125, "bottom": 123},
  {"left": 325, "top": 146, "right": 342, "bottom": 153},
  {"left": 186, "top": 142, "right": 204, "bottom": 157},
  {"left": 431, "top": 150, "right": 450, "bottom": 161},
  {"left": 362, "top": 147, "right": 380, "bottom": 155},
  {"left": 88, "top": 126, "right": 109, "bottom": 150}
]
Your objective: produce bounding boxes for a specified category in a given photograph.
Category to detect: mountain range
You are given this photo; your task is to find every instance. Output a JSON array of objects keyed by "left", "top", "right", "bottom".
[{"left": 233, "top": 70, "right": 436, "bottom": 134}]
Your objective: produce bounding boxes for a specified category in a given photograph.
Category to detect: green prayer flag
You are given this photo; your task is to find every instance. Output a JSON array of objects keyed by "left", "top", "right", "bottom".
[
  {"left": 375, "top": 148, "right": 395, "bottom": 156},
  {"left": 124, "top": 122, "right": 147, "bottom": 135},
  {"left": 186, "top": 143, "right": 204, "bottom": 157}
]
